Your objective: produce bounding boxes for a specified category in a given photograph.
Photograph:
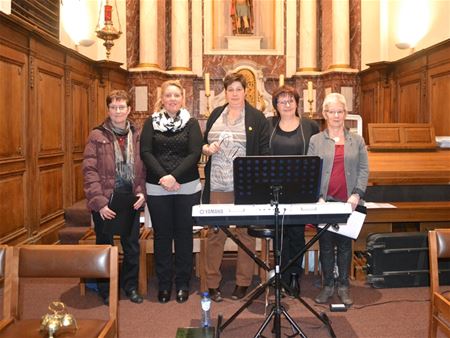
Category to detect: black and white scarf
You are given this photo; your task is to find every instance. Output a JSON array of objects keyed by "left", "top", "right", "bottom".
[{"left": 152, "top": 108, "right": 190, "bottom": 132}]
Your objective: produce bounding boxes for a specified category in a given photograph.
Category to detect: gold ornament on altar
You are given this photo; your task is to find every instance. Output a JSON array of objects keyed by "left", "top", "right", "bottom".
[
  {"left": 204, "top": 73, "right": 211, "bottom": 117},
  {"left": 96, "top": 0, "right": 122, "bottom": 60},
  {"left": 307, "top": 81, "right": 314, "bottom": 118},
  {"left": 40, "top": 301, "right": 77, "bottom": 338}
]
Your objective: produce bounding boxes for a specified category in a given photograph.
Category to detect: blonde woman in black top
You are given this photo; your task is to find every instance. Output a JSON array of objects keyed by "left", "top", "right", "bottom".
[{"left": 140, "top": 80, "right": 203, "bottom": 303}]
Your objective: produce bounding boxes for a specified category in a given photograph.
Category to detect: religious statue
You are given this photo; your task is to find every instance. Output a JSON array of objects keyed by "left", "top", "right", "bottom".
[{"left": 231, "top": 0, "right": 254, "bottom": 35}]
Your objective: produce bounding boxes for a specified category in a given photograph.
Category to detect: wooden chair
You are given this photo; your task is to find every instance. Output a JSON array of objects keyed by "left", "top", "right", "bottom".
[
  {"left": 428, "top": 229, "right": 450, "bottom": 338},
  {"left": 0, "top": 245, "right": 118, "bottom": 338},
  {"left": 0, "top": 246, "right": 13, "bottom": 320},
  {"left": 79, "top": 225, "right": 150, "bottom": 296}
]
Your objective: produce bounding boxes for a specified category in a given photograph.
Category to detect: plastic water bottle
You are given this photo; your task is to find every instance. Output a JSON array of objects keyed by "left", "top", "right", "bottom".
[{"left": 200, "top": 292, "right": 211, "bottom": 327}]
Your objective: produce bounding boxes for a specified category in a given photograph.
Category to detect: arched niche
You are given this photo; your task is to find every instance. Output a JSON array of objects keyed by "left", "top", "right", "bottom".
[{"left": 211, "top": 63, "right": 273, "bottom": 115}]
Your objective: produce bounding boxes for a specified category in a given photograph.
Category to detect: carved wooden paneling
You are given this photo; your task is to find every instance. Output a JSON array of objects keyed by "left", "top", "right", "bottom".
[
  {"left": 0, "top": 13, "right": 130, "bottom": 244},
  {"left": 382, "top": 82, "right": 393, "bottom": 122},
  {"left": 360, "top": 39, "right": 450, "bottom": 140},
  {"left": 0, "top": 175, "right": 26, "bottom": 238},
  {"left": 429, "top": 65, "right": 450, "bottom": 136},
  {"left": 70, "top": 77, "right": 90, "bottom": 203},
  {"left": 0, "top": 47, "right": 26, "bottom": 159},
  {"left": 71, "top": 81, "right": 90, "bottom": 152},
  {"left": 96, "top": 85, "right": 108, "bottom": 126},
  {"left": 360, "top": 86, "right": 376, "bottom": 138},
  {"left": 0, "top": 42, "right": 28, "bottom": 243},
  {"left": 39, "top": 165, "right": 63, "bottom": 219},
  {"left": 73, "top": 160, "right": 84, "bottom": 202},
  {"left": 109, "top": 69, "right": 128, "bottom": 92},
  {"left": 397, "top": 77, "right": 422, "bottom": 123},
  {"left": 36, "top": 67, "right": 64, "bottom": 154},
  {"left": 368, "top": 123, "right": 436, "bottom": 151}
]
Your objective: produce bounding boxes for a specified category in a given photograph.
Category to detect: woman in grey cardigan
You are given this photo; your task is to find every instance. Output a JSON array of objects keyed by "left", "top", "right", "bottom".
[{"left": 308, "top": 93, "right": 369, "bottom": 306}]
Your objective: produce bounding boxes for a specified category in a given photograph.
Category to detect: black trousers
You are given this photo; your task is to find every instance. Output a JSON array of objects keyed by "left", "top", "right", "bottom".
[
  {"left": 93, "top": 211, "right": 140, "bottom": 298},
  {"left": 147, "top": 191, "right": 201, "bottom": 291},
  {"left": 281, "top": 225, "right": 305, "bottom": 284},
  {"left": 319, "top": 230, "right": 352, "bottom": 287}
]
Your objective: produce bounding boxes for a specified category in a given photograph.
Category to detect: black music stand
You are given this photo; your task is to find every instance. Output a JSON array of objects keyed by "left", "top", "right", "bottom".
[
  {"left": 233, "top": 156, "right": 322, "bottom": 205},
  {"left": 215, "top": 156, "right": 338, "bottom": 338}
]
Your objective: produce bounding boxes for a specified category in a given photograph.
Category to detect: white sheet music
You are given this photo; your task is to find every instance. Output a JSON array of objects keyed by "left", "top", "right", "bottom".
[
  {"left": 318, "top": 209, "right": 366, "bottom": 239},
  {"left": 364, "top": 202, "right": 396, "bottom": 209}
]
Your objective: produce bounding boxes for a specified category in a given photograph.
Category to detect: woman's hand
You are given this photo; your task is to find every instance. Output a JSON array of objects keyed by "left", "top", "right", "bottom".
[
  {"left": 159, "top": 175, "right": 180, "bottom": 191},
  {"left": 166, "top": 182, "right": 181, "bottom": 192},
  {"left": 99, "top": 205, "right": 116, "bottom": 220},
  {"left": 133, "top": 193, "right": 145, "bottom": 210},
  {"left": 202, "top": 141, "right": 220, "bottom": 156},
  {"left": 347, "top": 194, "right": 360, "bottom": 211}
]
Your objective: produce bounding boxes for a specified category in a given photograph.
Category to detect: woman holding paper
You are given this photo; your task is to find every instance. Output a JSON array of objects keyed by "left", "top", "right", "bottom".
[
  {"left": 268, "top": 85, "right": 319, "bottom": 296},
  {"left": 83, "top": 89, "right": 146, "bottom": 305},
  {"left": 140, "top": 80, "right": 203, "bottom": 304},
  {"left": 202, "top": 72, "right": 269, "bottom": 302},
  {"left": 308, "top": 93, "right": 368, "bottom": 306}
]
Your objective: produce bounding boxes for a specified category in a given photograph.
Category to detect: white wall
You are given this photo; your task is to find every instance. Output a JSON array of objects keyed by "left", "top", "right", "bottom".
[
  {"left": 0, "top": 0, "right": 11, "bottom": 14},
  {"left": 361, "top": 0, "right": 450, "bottom": 69}
]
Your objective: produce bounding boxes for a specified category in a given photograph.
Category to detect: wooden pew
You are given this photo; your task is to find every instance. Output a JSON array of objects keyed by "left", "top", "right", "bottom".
[
  {"left": 368, "top": 149, "right": 450, "bottom": 186},
  {"left": 365, "top": 201, "right": 450, "bottom": 224}
]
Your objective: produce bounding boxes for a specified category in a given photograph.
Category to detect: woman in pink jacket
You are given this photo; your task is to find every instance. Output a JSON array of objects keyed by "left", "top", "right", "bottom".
[{"left": 83, "top": 89, "right": 146, "bottom": 305}]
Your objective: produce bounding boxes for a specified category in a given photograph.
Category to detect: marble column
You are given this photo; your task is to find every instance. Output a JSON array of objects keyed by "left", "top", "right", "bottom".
[
  {"left": 139, "top": 0, "right": 160, "bottom": 69},
  {"left": 298, "top": 0, "right": 317, "bottom": 72},
  {"left": 330, "top": 0, "right": 350, "bottom": 69},
  {"left": 285, "top": 0, "right": 297, "bottom": 76},
  {"left": 170, "top": 0, "right": 190, "bottom": 71}
]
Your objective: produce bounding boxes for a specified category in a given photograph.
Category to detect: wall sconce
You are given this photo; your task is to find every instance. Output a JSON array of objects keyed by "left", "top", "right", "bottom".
[
  {"left": 75, "top": 39, "right": 95, "bottom": 53},
  {"left": 78, "top": 39, "right": 95, "bottom": 47},
  {"left": 395, "top": 0, "right": 430, "bottom": 53},
  {"left": 395, "top": 42, "right": 412, "bottom": 50},
  {"left": 96, "top": 0, "right": 122, "bottom": 60}
]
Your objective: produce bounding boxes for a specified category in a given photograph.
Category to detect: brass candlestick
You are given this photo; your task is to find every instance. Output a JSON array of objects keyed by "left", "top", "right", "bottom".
[
  {"left": 204, "top": 93, "right": 211, "bottom": 118},
  {"left": 308, "top": 99, "right": 314, "bottom": 119}
]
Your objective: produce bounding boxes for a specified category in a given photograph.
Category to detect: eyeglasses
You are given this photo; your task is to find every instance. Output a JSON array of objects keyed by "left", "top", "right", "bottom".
[
  {"left": 326, "top": 110, "right": 345, "bottom": 116},
  {"left": 109, "top": 105, "right": 128, "bottom": 111},
  {"left": 278, "top": 99, "right": 295, "bottom": 106}
]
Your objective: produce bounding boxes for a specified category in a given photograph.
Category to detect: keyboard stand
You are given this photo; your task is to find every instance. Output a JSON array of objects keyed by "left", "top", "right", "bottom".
[
  {"left": 214, "top": 183, "right": 338, "bottom": 338},
  {"left": 216, "top": 221, "right": 337, "bottom": 338}
]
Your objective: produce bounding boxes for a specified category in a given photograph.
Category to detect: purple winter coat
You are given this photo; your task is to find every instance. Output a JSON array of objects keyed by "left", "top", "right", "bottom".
[{"left": 82, "top": 120, "right": 146, "bottom": 212}]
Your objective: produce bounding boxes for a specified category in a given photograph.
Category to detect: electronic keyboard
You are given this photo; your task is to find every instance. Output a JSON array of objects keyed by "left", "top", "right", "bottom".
[{"left": 192, "top": 202, "right": 352, "bottom": 226}]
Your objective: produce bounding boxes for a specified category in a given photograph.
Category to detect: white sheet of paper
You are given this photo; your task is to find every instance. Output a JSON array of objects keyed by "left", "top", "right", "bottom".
[
  {"left": 318, "top": 209, "right": 366, "bottom": 239},
  {"left": 364, "top": 202, "right": 396, "bottom": 209}
]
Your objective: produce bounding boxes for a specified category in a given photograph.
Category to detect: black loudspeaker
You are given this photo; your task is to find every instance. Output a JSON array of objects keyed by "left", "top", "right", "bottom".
[{"left": 366, "top": 232, "right": 450, "bottom": 288}]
